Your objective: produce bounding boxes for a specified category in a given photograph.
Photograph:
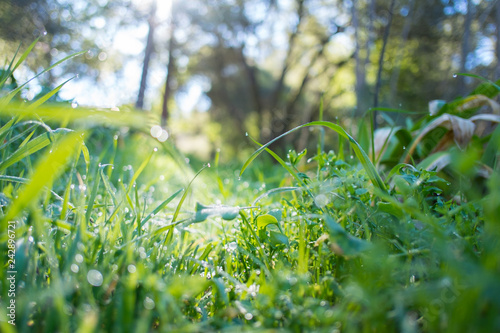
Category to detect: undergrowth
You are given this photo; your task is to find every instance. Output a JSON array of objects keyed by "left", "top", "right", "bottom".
[{"left": 1, "top": 43, "right": 500, "bottom": 333}]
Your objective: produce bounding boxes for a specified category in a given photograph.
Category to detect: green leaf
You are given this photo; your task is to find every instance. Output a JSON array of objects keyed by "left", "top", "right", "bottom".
[
  {"left": 0, "top": 50, "right": 87, "bottom": 106},
  {"left": 1, "top": 130, "right": 84, "bottom": 225},
  {"left": 126, "top": 148, "right": 155, "bottom": 196},
  {"left": 193, "top": 202, "right": 240, "bottom": 222},
  {"left": 167, "top": 275, "right": 210, "bottom": 299},
  {"left": 256, "top": 214, "right": 279, "bottom": 230},
  {"left": 27, "top": 76, "right": 75, "bottom": 109},
  {"left": 269, "top": 231, "right": 289, "bottom": 247},
  {"left": 323, "top": 215, "right": 370, "bottom": 257},
  {"left": 172, "top": 164, "right": 209, "bottom": 223},
  {"left": 0, "top": 128, "right": 71, "bottom": 172},
  {"left": 240, "top": 121, "right": 387, "bottom": 193},
  {"left": 377, "top": 201, "right": 405, "bottom": 219},
  {"left": 140, "top": 188, "right": 183, "bottom": 226}
]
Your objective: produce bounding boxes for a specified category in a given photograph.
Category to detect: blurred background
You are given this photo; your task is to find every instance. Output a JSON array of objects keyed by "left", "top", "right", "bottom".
[{"left": 1, "top": 0, "right": 499, "bottom": 160}]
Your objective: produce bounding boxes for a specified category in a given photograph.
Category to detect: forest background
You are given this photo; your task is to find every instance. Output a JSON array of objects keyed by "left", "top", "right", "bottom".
[{"left": 2, "top": 0, "right": 498, "bottom": 160}]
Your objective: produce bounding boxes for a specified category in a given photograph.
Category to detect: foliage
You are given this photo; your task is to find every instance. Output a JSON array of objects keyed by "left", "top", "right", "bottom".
[{"left": 1, "top": 42, "right": 500, "bottom": 333}]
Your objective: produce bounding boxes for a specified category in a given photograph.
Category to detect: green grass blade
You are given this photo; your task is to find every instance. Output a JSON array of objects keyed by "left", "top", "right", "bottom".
[
  {"left": 141, "top": 188, "right": 183, "bottom": 226},
  {"left": 0, "top": 43, "right": 22, "bottom": 88},
  {"left": 0, "top": 128, "right": 71, "bottom": 172},
  {"left": 126, "top": 148, "right": 156, "bottom": 196},
  {"left": 85, "top": 165, "right": 102, "bottom": 225},
  {"left": 1, "top": 130, "right": 84, "bottom": 226},
  {"left": 172, "top": 164, "right": 210, "bottom": 223},
  {"left": 28, "top": 76, "right": 76, "bottom": 109},
  {"left": 455, "top": 73, "right": 500, "bottom": 92},
  {"left": 240, "top": 121, "right": 387, "bottom": 193},
  {"left": 0, "top": 50, "right": 86, "bottom": 105},
  {"left": 0, "top": 102, "right": 158, "bottom": 132}
]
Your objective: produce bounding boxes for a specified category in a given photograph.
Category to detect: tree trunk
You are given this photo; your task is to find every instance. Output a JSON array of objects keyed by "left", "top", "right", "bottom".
[
  {"left": 352, "top": 0, "right": 366, "bottom": 117},
  {"left": 496, "top": 1, "right": 500, "bottom": 78},
  {"left": 136, "top": 3, "right": 156, "bottom": 110},
  {"left": 459, "top": 0, "right": 473, "bottom": 96},
  {"left": 389, "top": 0, "right": 415, "bottom": 106},
  {"left": 161, "top": 11, "right": 176, "bottom": 127},
  {"left": 373, "top": 0, "right": 396, "bottom": 131}
]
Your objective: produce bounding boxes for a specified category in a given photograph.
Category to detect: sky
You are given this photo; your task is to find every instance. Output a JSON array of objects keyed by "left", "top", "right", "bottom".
[{"left": 56, "top": 0, "right": 207, "bottom": 112}]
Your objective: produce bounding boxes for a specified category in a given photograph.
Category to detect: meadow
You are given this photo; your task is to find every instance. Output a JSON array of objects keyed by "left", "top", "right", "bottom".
[{"left": 1, "top": 41, "right": 500, "bottom": 333}]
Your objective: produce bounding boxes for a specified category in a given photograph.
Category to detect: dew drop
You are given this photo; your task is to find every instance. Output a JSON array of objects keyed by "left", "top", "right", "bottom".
[
  {"left": 153, "top": 147, "right": 158, "bottom": 152},
  {"left": 453, "top": 73, "right": 458, "bottom": 78},
  {"left": 144, "top": 297, "right": 155, "bottom": 310},
  {"left": 75, "top": 74, "right": 79, "bottom": 79},
  {"left": 71, "top": 101, "right": 78, "bottom": 108},
  {"left": 42, "top": 31, "right": 47, "bottom": 36},
  {"left": 158, "top": 129, "right": 169, "bottom": 142},
  {"left": 113, "top": 134, "right": 119, "bottom": 141},
  {"left": 403, "top": 146, "right": 406, "bottom": 150},
  {"left": 75, "top": 254, "right": 84, "bottom": 263},
  {"left": 87, "top": 269, "right": 103, "bottom": 287},
  {"left": 206, "top": 163, "right": 211, "bottom": 168},
  {"left": 71, "top": 264, "right": 79, "bottom": 273},
  {"left": 245, "top": 132, "right": 249, "bottom": 137},
  {"left": 150, "top": 125, "right": 162, "bottom": 138},
  {"left": 244, "top": 313, "right": 253, "bottom": 320},
  {"left": 127, "top": 264, "right": 136, "bottom": 273}
]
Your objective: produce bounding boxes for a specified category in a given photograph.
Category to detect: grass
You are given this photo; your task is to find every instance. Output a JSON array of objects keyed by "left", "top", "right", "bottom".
[{"left": 1, "top": 44, "right": 500, "bottom": 333}]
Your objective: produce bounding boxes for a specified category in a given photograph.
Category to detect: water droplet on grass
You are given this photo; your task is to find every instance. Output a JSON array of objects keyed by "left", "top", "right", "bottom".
[
  {"left": 71, "top": 101, "right": 78, "bottom": 108},
  {"left": 71, "top": 264, "right": 79, "bottom": 273},
  {"left": 87, "top": 270, "right": 103, "bottom": 287},
  {"left": 453, "top": 73, "right": 458, "bottom": 78},
  {"left": 75, "top": 254, "right": 84, "bottom": 263},
  {"left": 153, "top": 147, "right": 158, "bottom": 152},
  {"left": 127, "top": 264, "right": 136, "bottom": 273},
  {"left": 144, "top": 297, "right": 155, "bottom": 310},
  {"left": 158, "top": 130, "right": 169, "bottom": 142},
  {"left": 244, "top": 313, "right": 253, "bottom": 320},
  {"left": 150, "top": 125, "right": 162, "bottom": 138}
]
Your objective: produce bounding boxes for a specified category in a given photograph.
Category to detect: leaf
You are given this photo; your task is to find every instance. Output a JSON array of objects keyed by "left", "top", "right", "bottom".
[
  {"left": 0, "top": 102, "right": 158, "bottom": 132},
  {"left": 0, "top": 50, "right": 87, "bottom": 106},
  {"left": 269, "top": 231, "right": 289, "bottom": 247},
  {"left": 140, "top": 188, "right": 183, "bottom": 226},
  {"left": 0, "top": 128, "right": 71, "bottom": 172},
  {"left": 417, "top": 152, "right": 452, "bottom": 172},
  {"left": 377, "top": 201, "right": 405, "bottom": 219},
  {"left": 256, "top": 214, "right": 279, "bottom": 230},
  {"left": 1, "top": 130, "right": 84, "bottom": 225},
  {"left": 403, "top": 114, "right": 475, "bottom": 163},
  {"left": 240, "top": 121, "right": 387, "bottom": 193},
  {"left": 172, "top": 164, "right": 209, "bottom": 223},
  {"left": 167, "top": 275, "right": 210, "bottom": 299},
  {"left": 456, "top": 94, "right": 500, "bottom": 114},
  {"left": 429, "top": 100, "right": 447, "bottom": 116},
  {"left": 323, "top": 215, "right": 370, "bottom": 257},
  {"left": 193, "top": 202, "right": 240, "bottom": 223}
]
